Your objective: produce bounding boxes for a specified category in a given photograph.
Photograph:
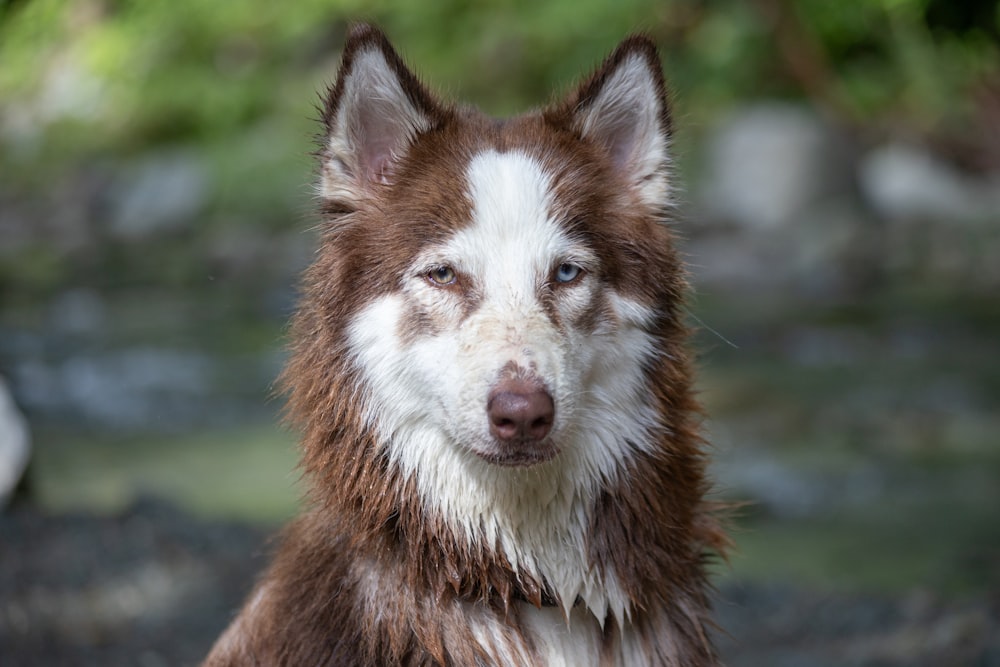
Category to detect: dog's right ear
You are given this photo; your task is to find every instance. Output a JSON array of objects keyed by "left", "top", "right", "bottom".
[{"left": 319, "top": 25, "right": 444, "bottom": 209}]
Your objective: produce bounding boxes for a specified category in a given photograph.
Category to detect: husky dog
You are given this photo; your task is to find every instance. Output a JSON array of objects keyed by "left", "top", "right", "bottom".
[{"left": 204, "top": 24, "right": 727, "bottom": 666}]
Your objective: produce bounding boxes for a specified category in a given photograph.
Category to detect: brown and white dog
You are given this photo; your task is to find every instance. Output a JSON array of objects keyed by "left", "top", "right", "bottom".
[{"left": 204, "top": 24, "right": 727, "bottom": 666}]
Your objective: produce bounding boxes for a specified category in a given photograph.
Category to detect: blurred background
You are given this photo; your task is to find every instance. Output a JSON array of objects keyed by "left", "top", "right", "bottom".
[{"left": 1, "top": 0, "right": 998, "bottom": 664}]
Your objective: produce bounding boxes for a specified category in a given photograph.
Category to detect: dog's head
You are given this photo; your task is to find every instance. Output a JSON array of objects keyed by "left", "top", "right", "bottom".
[{"left": 289, "top": 26, "right": 692, "bottom": 554}]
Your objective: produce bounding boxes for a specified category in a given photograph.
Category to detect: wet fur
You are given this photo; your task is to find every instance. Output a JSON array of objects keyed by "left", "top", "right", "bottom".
[{"left": 203, "top": 24, "right": 727, "bottom": 667}]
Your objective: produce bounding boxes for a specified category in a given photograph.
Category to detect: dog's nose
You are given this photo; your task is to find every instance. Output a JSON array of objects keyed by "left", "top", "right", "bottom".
[{"left": 487, "top": 379, "right": 554, "bottom": 442}]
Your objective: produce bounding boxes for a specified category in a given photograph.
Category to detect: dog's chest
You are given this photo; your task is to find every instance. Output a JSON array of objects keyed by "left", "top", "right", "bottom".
[
  {"left": 519, "top": 604, "right": 605, "bottom": 666},
  {"left": 474, "top": 602, "right": 647, "bottom": 667}
]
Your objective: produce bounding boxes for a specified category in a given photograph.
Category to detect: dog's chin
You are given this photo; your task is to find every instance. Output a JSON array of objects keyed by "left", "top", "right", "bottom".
[{"left": 472, "top": 440, "right": 561, "bottom": 468}]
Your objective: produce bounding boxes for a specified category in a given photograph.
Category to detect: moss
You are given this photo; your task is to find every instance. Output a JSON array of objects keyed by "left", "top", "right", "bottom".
[
  {"left": 724, "top": 487, "right": 1000, "bottom": 596},
  {"left": 33, "top": 424, "right": 301, "bottom": 523}
]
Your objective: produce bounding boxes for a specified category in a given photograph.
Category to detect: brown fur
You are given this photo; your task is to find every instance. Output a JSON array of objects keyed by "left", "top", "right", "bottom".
[{"left": 203, "top": 24, "right": 727, "bottom": 666}]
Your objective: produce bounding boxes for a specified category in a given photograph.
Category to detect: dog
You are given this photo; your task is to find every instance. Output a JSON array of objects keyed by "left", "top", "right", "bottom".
[{"left": 203, "top": 24, "right": 727, "bottom": 666}]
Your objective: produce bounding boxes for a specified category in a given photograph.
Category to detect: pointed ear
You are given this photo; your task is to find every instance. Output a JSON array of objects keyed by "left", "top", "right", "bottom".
[
  {"left": 547, "top": 36, "right": 673, "bottom": 209},
  {"left": 319, "top": 25, "right": 444, "bottom": 209}
]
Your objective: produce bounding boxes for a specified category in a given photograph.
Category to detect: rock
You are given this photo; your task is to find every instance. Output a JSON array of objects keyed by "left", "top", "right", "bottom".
[
  {"left": 108, "top": 149, "right": 209, "bottom": 241},
  {"left": 687, "top": 103, "right": 868, "bottom": 298},
  {"left": 0, "top": 375, "right": 31, "bottom": 508},
  {"left": 699, "top": 103, "right": 855, "bottom": 231},
  {"left": 12, "top": 348, "right": 215, "bottom": 430},
  {"left": 858, "top": 143, "right": 1000, "bottom": 288},
  {"left": 685, "top": 197, "right": 876, "bottom": 298},
  {"left": 859, "top": 142, "right": 1000, "bottom": 225},
  {"left": 46, "top": 288, "right": 107, "bottom": 337}
]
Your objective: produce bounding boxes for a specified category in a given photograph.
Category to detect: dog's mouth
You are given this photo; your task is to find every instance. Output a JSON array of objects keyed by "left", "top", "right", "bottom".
[{"left": 474, "top": 439, "right": 561, "bottom": 467}]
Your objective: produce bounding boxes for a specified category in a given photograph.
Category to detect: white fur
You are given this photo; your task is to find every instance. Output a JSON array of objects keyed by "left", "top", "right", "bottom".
[
  {"left": 346, "top": 150, "right": 660, "bottom": 636},
  {"left": 522, "top": 605, "right": 603, "bottom": 666}
]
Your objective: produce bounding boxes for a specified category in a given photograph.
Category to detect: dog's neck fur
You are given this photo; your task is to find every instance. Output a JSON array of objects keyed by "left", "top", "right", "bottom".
[{"left": 288, "top": 413, "right": 719, "bottom": 664}]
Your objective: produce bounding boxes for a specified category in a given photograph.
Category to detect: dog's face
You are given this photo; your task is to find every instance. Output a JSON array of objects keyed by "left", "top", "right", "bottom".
[
  {"left": 347, "top": 145, "right": 661, "bottom": 472},
  {"left": 357, "top": 149, "right": 597, "bottom": 465},
  {"left": 305, "top": 28, "right": 685, "bottom": 568}
]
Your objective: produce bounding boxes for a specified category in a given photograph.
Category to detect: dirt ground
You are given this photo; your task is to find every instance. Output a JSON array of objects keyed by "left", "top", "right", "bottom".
[{"left": 2, "top": 499, "right": 997, "bottom": 667}]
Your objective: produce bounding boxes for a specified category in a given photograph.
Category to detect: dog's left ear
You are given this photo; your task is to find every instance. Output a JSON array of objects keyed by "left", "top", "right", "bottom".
[{"left": 547, "top": 36, "right": 672, "bottom": 209}]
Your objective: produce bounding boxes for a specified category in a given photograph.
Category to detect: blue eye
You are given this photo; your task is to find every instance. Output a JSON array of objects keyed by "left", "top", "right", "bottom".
[{"left": 555, "top": 263, "right": 583, "bottom": 283}]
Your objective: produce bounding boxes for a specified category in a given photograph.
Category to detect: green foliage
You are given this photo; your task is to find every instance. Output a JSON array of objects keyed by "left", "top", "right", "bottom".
[
  {"left": 1, "top": 0, "right": 996, "bottom": 300},
  {"left": 793, "top": 0, "right": 1000, "bottom": 131},
  {"left": 0, "top": 243, "right": 67, "bottom": 303},
  {"left": 2, "top": 0, "right": 996, "bottom": 157}
]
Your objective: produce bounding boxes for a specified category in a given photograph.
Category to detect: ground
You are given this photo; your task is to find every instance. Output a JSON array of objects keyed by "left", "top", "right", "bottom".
[{"left": 2, "top": 499, "right": 997, "bottom": 667}]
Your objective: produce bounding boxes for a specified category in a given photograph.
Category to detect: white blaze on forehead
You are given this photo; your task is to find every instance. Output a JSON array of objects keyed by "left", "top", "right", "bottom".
[
  {"left": 466, "top": 149, "right": 557, "bottom": 240},
  {"left": 446, "top": 150, "right": 580, "bottom": 297}
]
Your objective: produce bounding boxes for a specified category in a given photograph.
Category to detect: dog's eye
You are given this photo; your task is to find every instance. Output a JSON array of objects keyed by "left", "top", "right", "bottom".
[
  {"left": 554, "top": 263, "right": 583, "bottom": 284},
  {"left": 427, "top": 266, "right": 457, "bottom": 285}
]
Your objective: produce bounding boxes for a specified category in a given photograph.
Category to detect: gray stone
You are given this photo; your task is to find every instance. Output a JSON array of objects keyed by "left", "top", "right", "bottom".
[
  {"left": 0, "top": 375, "right": 30, "bottom": 508},
  {"left": 47, "top": 288, "right": 107, "bottom": 336},
  {"left": 12, "top": 348, "right": 214, "bottom": 430},
  {"left": 685, "top": 197, "right": 873, "bottom": 298},
  {"left": 108, "top": 149, "right": 209, "bottom": 241},
  {"left": 699, "top": 103, "right": 854, "bottom": 231},
  {"left": 710, "top": 441, "right": 884, "bottom": 519},
  {"left": 859, "top": 142, "right": 1000, "bottom": 225}
]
